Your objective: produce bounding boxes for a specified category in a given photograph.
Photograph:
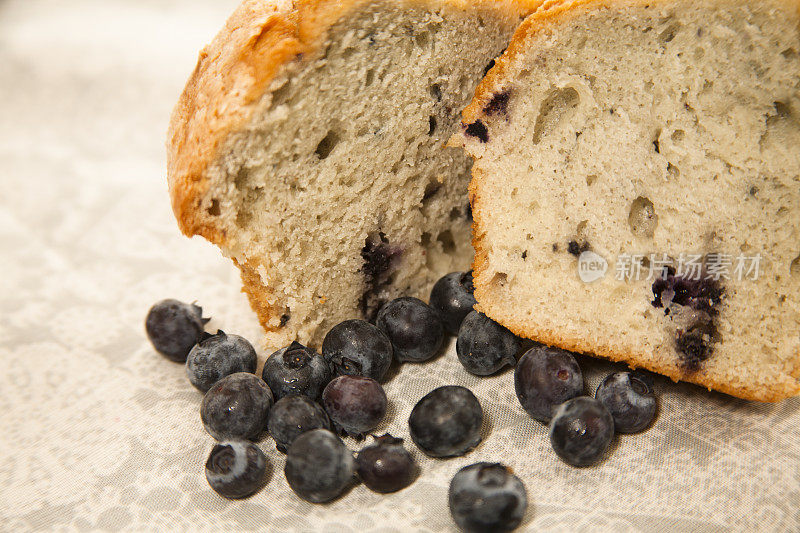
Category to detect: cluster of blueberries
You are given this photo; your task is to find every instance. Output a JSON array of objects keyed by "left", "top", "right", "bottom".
[{"left": 145, "top": 271, "right": 657, "bottom": 532}]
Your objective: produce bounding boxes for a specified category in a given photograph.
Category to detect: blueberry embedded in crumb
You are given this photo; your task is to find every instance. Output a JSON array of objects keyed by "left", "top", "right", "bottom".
[
  {"left": 464, "top": 120, "right": 489, "bottom": 143},
  {"left": 650, "top": 264, "right": 724, "bottom": 372},
  {"left": 651, "top": 268, "right": 724, "bottom": 315},
  {"left": 359, "top": 232, "right": 402, "bottom": 319},
  {"left": 675, "top": 328, "right": 712, "bottom": 372},
  {"left": 567, "top": 240, "right": 590, "bottom": 257},
  {"left": 279, "top": 313, "right": 290, "bottom": 327},
  {"left": 483, "top": 90, "right": 511, "bottom": 116}
]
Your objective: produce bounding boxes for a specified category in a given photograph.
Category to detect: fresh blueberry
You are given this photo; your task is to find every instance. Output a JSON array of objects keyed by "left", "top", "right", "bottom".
[
  {"left": 375, "top": 297, "right": 444, "bottom": 363},
  {"left": 430, "top": 271, "right": 477, "bottom": 335},
  {"left": 267, "top": 394, "right": 331, "bottom": 453},
  {"left": 145, "top": 299, "right": 208, "bottom": 362},
  {"left": 456, "top": 311, "right": 520, "bottom": 376},
  {"left": 322, "top": 319, "right": 393, "bottom": 382},
  {"left": 186, "top": 331, "right": 257, "bottom": 392},
  {"left": 514, "top": 346, "right": 583, "bottom": 423},
  {"left": 449, "top": 462, "right": 527, "bottom": 533},
  {"left": 356, "top": 434, "right": 417, "bottom": 493},
  {"left": 549, "top": 397, "right": 614, "bottom": 467},
  {"left": 201, "top": 372, "right": 273, "bottom": 441},
  {"left": 322, "top": 375, "right": 387, "bottom": 438},
  {"left": 408, "top": 385, "right": 483, "bottom": 458},
  {"left": 205, "top": 440, "right": 268, "bottom": 499},
  {"left": 284, "top": 428, "right": 355, "bottom": 503},
  {"left": 595, "top": 371, "right": 657, "bottom": 433},
  {"left": 261, "top": 341, "right": 331, "bottom": 401}
]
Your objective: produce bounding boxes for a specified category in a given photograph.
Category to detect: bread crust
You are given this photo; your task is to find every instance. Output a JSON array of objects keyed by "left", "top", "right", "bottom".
[
  {"left": 167, "top": 0, "right": 540, "bottom": 342},
  {"left": 457, "top": 0, "right": 800, "bottom": 402}
]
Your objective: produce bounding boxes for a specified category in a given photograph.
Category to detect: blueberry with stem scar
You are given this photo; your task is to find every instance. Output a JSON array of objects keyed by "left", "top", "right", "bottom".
[
  {"left": 186, "top": 331, "right": 257, "bottom": 393},
  {"left": 262, "top": 341, "right": 331, "bottom": 401},
  {"left": 356, "top": 434, "right": 417, "bottom": 493},
  {"left": 205, "top": 441, "right": 267, "bottom": 499}
]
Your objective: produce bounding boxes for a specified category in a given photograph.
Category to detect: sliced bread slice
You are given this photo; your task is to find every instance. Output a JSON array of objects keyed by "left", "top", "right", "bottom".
[
  {"left": 167, "top": 0, "right": 538, "bottom": 349},
  {"left": 453, "top": 0, "right": 800, "bottom": 401}
]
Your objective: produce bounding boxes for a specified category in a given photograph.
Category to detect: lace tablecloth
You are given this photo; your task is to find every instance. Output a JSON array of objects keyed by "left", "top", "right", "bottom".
[{"left": 1, "top": 1, "right": 798, "bottom": 531}]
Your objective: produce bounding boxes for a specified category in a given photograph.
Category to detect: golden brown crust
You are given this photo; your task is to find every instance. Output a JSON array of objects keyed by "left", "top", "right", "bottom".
[
  {"left": 234, "top": 257, "right": 283, "bottom": 332},
  {"left": 167, "top": 0, "right": 324, "bottom": 245},
  {"left": 460, "top": 0, "right": 800, "bottom": 402},
  {"left": 167, "top": 0, "right": 541, "bottom": 346},
  {"left": 167, "top": 0, "right": 540, "bottom": 245}
]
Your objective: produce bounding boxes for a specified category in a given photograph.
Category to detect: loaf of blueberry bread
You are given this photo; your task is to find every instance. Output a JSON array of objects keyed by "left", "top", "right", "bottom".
[
  {"left": 452, "top": 0, "right": 800, "bottom": 401},
  {"left": 167, "top": 0, "right": 539, "bottom": 349}
]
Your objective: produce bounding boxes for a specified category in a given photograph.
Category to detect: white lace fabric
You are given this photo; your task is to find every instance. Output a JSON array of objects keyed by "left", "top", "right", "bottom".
[{"left": 1, "top": 1, "right": 798, "bottom": 531}]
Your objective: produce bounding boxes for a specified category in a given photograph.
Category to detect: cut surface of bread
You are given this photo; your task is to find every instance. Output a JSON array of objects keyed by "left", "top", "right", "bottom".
[
  {"left": 453, "top": 0, "right": 800, "bottom": 401},
  {"left": 167, "top": 0, "right": 538, "bottom": 349}
]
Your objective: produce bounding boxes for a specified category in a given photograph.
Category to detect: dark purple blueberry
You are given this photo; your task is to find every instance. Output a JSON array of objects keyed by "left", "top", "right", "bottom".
[
  {"left": 456, "top": 311, "right": 520, "bottom": 376},
  {"left": 267, "top": 394, "right": 330, "bottom": 453},
  {"left": 205, "top": 441, "right": 267, "bottom": 499},
  {"left": 145, "top": 299, "right": 208, "bottom": 362},
  {"left": 322, "top": 320, "right": 393, "bottom": 382},
  {"left": 429, "top": 271, "right": 478, "bottom": 335},
  {"left": 261, "top": 341, "right": 331, "bottom": 401},
  {"left": 408, "top": 385, "right": 483, "bottom": 458},
  {"left": 284, "top": 429, "right": 355, "bottom": 503},
  {"left": 514, "top": 346, "right": 583, "bottom": 423},
  {"left": 549, "top": 397, "right": 614, "bottom": 467},
  {"left": 201, "top": 373, "right": 273, "bottom": 441},
  {"left": 375, "top": 297, "right": 444, "bottom": 363},
  {"left": 356, "top": 434, "right": 417, "bottom": 493},
  {"left": 359, "top": 232, "right": 402, "bottom": 319},
  {"left": 449, "top": 462, "right": 527, "bottom": 533},
  {"left": 595, "top": 372, "right": 657, "bottom": 433},
  {"left": 186, "top": 331, "right": 257, "bottom": 392},
  {"left": 322, "top": 375, "right": 387, "bottom": 438}
]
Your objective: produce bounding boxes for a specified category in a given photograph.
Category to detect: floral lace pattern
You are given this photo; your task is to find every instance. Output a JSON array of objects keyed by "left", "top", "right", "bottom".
[{"left": 1, "top": 1, "right": 798, "bottom": 531}]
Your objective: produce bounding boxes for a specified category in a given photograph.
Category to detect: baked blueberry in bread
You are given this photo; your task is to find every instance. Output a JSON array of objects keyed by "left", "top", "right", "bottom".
[
  {"left": 167, "top": 0, "right": 538, "bottom": 349},
  {"left": 453, "top": 0, "right": 800, "bottom": 401}
]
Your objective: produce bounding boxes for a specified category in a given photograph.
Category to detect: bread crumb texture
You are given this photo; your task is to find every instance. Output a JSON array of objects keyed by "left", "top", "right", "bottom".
[
  {"left": 168, "top": 0, "right": 536, "bottom": 348},
  {"left": 458, "top": 0, "right": 800, "bottom": 401}
]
